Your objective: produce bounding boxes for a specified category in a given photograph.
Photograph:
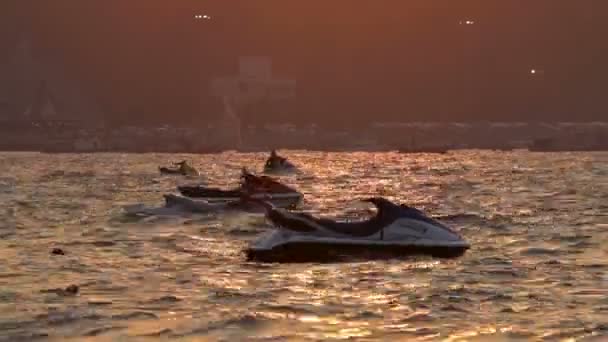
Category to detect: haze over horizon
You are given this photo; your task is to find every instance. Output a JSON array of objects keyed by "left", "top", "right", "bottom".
[{"left": 2, "top": 1, "right": 607, "bottom": 126}]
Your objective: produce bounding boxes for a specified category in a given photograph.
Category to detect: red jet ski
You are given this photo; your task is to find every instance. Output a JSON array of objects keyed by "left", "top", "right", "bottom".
[{"left": 177, "top": 169, "right": 302, "bottom": 209}]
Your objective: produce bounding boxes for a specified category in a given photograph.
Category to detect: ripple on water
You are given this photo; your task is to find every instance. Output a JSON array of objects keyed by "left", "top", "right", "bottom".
[{"left": 0, "top": 151, "right": 607, "bottom": 340}]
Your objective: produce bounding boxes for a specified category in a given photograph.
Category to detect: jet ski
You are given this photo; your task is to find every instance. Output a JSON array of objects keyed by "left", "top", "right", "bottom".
[
  {"left": 178, "top": 169, "right": 302, "bottom": 208},
  {"left": 159, "top": 167, "right": 182, "bottom": 175},
  {"left": 245, "top": 197, "right": 469, "bottom": 263},
  {"left": 124, "top": 194, "right": 265, "bottom": 217},
  {"left": 178, "top": 186, "right": 241, "bottom": 198},
  {"left": 159, "top": 161, "right": 200, "bottom": 176},
  {"left": 263, "top": 150, "right": 298, "bottom": 174}
]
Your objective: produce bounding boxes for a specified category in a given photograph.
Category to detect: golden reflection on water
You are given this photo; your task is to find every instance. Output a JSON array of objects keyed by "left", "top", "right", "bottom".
[
  {"left": 443, "top": 325, "right": 502, "bottom": 341},
  {"left": 1, "top": 151, "right": 607, "bottom": 340}
]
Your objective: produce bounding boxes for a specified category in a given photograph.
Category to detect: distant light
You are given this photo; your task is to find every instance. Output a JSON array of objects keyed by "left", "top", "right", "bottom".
[
  {"left": 460, "top": 20, "right": 475, "bottom": 25},
  {"left": 194, "top": 14, "right": 210, "bottom": 20},
  {"left": 530, "top": 69, "right": 536, "bottom": 74}
]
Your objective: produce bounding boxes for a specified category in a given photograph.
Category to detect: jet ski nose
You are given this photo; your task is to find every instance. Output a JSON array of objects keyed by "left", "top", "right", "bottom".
[
  {"left": 362, "top": 197, "right": 379, "bottom": 204},
  {"left": 431, "top": 224, "right": 465, "bottom": 242},
  {"left": 362, "top": 197, "right": 394, "bottom": 208}
]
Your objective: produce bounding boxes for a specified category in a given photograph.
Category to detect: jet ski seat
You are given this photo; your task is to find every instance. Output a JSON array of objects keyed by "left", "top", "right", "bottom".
[
  {"left": 309, "top": 209, "right": 398, "bottom": 237},
  {"left": 268, "top": 210, "right": 317, "bottom": 233},
  {"left": 271, "top": 205, "right": 396, "bottom": 238}
]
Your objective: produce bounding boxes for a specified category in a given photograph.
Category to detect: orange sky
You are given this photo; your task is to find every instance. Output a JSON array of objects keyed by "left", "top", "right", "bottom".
[{"left": 3, "top": 1, "right": 607, "bottom": 124}]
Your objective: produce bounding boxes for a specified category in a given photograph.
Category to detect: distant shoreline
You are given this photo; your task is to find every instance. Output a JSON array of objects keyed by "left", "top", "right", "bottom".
[
  {"left": 0, "top": 121, "right": 606, "bottom": 154},
  {"left": 1, "top": 147, "right": 607, "bottom": 154}
]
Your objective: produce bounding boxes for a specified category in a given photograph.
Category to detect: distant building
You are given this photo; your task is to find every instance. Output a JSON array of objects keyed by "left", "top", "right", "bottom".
[
  {"left": 209, "top": 57, "right": 296, "bottom": 148},
  {"left": 23, "top": 80, "right": 59, "bottom": 120},
  {"left": 211, "top": 56, "right": 296, "bottom": 106},
  {"left": 217, "top": 96, "right": 242, "bottom": 148}
]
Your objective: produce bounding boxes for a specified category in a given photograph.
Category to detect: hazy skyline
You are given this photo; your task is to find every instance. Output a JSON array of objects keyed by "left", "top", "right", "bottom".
[{"left": 2, "top": 1, "right": 607, "bottom": 126}]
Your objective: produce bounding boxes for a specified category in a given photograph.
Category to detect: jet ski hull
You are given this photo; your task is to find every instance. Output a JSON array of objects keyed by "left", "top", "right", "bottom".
[
  {"left": 123, "top": 196, "right": 220, "bottom": 216},
  {"left": 163, "top": 194, "right": 224, "bottom": 213},
  {"left": 216, "top": 193, "right": 302, "bottom": 209},
  {"left": 178, "top": 186, "right": 302, "bottom": 209},
  {"left": 263, "top": 162, "right": 298, "bottom": 174},
  {"left": 159, "top": 168, "right": 199, "bottom": 176},
  {"left": 178, "top": 186, "right": 241, "bottom": 198},
  {"left": 159, "top": 167, "right": 184, "bottom": 175},
  {"left": 124, "top": 194, "right": 270, "bottom": 216},
  {"left": 246, "top": 240, "right": 469, "bottom": 263},
  {"left": 222, "top": 194, "right": 302, "bottom": 208}
]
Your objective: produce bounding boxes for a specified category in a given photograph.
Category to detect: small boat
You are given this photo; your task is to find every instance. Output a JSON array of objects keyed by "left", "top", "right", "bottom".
[
  {"left": 263, "top": 150, "right": 298, "bottom": 174},
  {"left": 159, "top": 161, "right": 200, "bottom": 176},
  {"left": 246, "top": 197, "right": 469, "bottom": 263},
  {"left": 159, "top": 167, "right": 183, "bottom": 175},
  {"left": 178, "top": 186, "right": 242, "bottom": 198},
  {"left": 178, "top": 169, "right": 302, "bottom": 208}
]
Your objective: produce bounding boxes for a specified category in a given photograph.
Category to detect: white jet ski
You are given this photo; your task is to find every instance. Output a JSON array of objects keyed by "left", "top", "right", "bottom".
[
  {"left": 159, "top": 160, "right": 200, "bottom": 176},
  {"left": 246, "top": 197, "right": 470, "bottom": 262},
  {"left": 123, "top": 194, "right": 265, "bottom": 217}
]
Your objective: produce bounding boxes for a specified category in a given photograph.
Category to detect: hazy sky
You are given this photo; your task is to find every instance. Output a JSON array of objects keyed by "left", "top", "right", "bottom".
[{"left": 3, "top": 1, "right": 607, "bottom": 125}]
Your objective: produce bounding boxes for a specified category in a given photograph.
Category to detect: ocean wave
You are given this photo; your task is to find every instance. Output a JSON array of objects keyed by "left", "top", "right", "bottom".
[{"left": 1, "top": 151, "right": 606, "bottom": 340}]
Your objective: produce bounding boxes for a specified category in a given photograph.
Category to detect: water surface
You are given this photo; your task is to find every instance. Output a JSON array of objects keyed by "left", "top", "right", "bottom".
[{"left": 0, "top": 151, "right": 606, "bottom": 341}]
